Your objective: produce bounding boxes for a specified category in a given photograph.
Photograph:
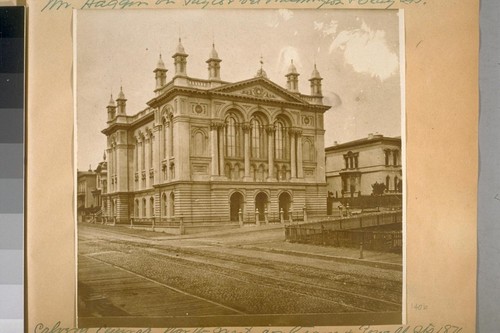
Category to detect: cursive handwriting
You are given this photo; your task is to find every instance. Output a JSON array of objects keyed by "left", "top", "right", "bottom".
[
  {"left": 34, "top": 323, "right": 465, "bottom": 333},
  {"left": 41, "top": 0, "right": 426, "bottom": 11}
]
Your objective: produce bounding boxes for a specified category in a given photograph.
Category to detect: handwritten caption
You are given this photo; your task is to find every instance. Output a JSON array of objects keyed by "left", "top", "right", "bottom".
[
  {"left": 34, "top": 322, "right": 464, "bottom": 333},
  {"left": 41, "top": 0, "right": 426, "bottom": 11}
]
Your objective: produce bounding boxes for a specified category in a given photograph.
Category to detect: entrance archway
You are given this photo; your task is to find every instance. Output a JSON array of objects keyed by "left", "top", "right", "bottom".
[
  {"left": 230, "top": 192, "right": 244, "bottom": 222},
  {"left": 255, "top": 192, "right": 268, "bottom": 222},
  {"left": 279, "top": 192, "right": 292, "bottom": 220}
]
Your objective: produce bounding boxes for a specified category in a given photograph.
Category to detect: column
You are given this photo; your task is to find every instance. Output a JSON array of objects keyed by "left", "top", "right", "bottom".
[
  {"left": 266, "top": 126, "right": 275, "bottom": 181},
  {"left": 165, "top": 121, "right": 171, "bottom": 159},
  {"left": 296, "top": 130, "right": 303, "bottom": 179},
  {"left": 145, "top": 134, "right": 151, "bottom": 188},
  {"left": 210, "top": 122, "right": 219, "bottom": 176},
  {"left": 242, "top": 123, "right": 251, "bottom": 181},
  {"left": 290, "top": 129, "right": 296, "bottom": 179},
  {"left": 218, "top": 123, "right": 225, "bottom": 176},
  {"left": 153, "top": 126, "right": 160, "bottom": 185}
]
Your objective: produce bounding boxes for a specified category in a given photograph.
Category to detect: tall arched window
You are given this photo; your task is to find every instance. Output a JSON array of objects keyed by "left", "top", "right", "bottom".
[
  {"left": 135, "top": 199, "right": 139, "bottom": 217},
  {"left": 141, "top": 139, "right": 145, "bottom": 170},
  {"left": 142, "top": 198, "right": 146, "bottom": 217},
  {"left": 162, "top": 193, "right": 167, "bottom": 216},
  {"left": 275, "top": 121, "right": 285, "bottom": 159},
  {"left": 150, "top": 197, "right": 154, "bottom": 217},
  {"left": 170, "top": 192, "right": 175, "bottom": 217},
  {"left": 251, "top": 118, "right": 262, "bottom": 158},
  {"left": 225, "top": 117, "right": 237, "bottom": 157},
  {"left": 163, "top": 119, "right": 168, "bottom": 159},
  {"left": 386, "top": 176, "right": 391, "bottom": 191},
  {"left": 149, "top": 135, "right": 154, "bottom": 167}
]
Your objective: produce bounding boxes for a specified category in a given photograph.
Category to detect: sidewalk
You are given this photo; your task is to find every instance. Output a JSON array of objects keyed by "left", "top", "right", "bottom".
[{"left": 79, "top": 223, "right": 403, "bottom": 269}]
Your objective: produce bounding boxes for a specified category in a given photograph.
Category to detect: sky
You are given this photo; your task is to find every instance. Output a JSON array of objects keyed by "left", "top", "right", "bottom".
[{"left": 76, "top": 9, "right": 402, "bottom": 171}]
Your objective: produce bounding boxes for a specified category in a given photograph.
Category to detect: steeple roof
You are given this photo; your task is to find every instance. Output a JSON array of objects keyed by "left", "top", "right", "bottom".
[
  {"left": 287, "top": 59, "right": 298, "bottom": 75},
  {"left": 208, "top": 43, "right": 220, "bottom": 60},
  {"left": 117, "top": 86, "right": 126, "bottom": 100},
  {"left": 156, "top": 54, "right": 166, "bottom": 69},
  {"left": 310, "top": 63, "right": 322, "bottom": 79},
  {"left": 174, "top": 38, "right": 187, "bottom": 56},
  {"left": 108, "top": 94, "right": 115, "bottom": 107}
]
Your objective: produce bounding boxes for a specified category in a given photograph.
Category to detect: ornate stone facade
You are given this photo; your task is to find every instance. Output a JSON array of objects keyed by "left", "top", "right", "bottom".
[{"left": 101, "top": 40, "right": 334, "bottom": 231}]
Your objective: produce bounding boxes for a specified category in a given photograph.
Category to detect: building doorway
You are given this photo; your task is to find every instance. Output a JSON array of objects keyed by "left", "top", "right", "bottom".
[
  {"left": 255, "top": 192, "right": 268, "bottom": 222},
  {"left": 230, "top": 192, "right": 244, "bottom": 222},
  {"left": 279, "top": 192, "right": 292, "bottom": 220}
]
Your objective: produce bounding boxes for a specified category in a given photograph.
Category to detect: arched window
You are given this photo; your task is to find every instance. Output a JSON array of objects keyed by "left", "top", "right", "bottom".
[
  {"left": 170, "top": 192, "right": 175, "bottom": 217},
  {"left": 163, "top": 119, "right": 168, "bottom": 159},
  {"left": 141, "top": 139, "right": 145, "bottom": 170},
  {"left": 162, "top": 193, "right": 167, "bottom": 216},
  {"left": 225, "top": 117, "right": 237, "bottom": 157},
  {"left": 150, "top": 197, "right": 154, "bottom": 217},
  {"left": 135, "top": 199, "right": 139, "bottom": 217},
  {"left": 193, "top": 131, "right": 205, "bottom": 156},
  {"left": 386, "top": 176, "right": 391, "bottom": 191},
  {"left": 251, "top": 118, "right": 262, "bottom": 158},
  {"left": 275, "top": 122, "right": 285, "bottom": 159},
  {"left": 142, "top": 198, "right": 146, "bottom": 217},
  {"left": 394, "top": 176, "right": 399, "bottom": 192},
  {"left": 149, "top": 135, "right": 154, "bottom": 167}
]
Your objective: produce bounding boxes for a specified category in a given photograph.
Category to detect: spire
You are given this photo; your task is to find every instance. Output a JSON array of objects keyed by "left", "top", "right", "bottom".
[
  {"left": 255, "top": 55, "right": 268, "bottom": 78},
  {"left": 208, "top": 43, "right": 220, "bottom": 60},
  {"left": 117, "top": 86, "right": 126, "bottom": 100},
  {"left": 174, "top": 37, "right": 187, "bottom": 55},
  {"left": 116, "top": 86, "right": 127, "bottom": 115},
  {"left": 310, "top": 63, "right": 322, "bottom": 79},
  {"left": 108, "top": 94, "right": 115, "bottom": 107},
  {"left": 103, "top": 150, "right": 106, "bottom": 161},
  {"left": 173, "top": 37, "right": 188, "bottom": 76},
  {"left": 288, "top": 59, "right": 298, "bottom": 74},
  {"left": 206, "top": 43, "right": 222, "bottom": 81},
  {"left": 156, "top": 53, "right": 166, "bottom": 69},
  {"left": 309, "top": 63, "right": 323, "bottom": 98},
  {"left": 285, "top": 59, "right": 300, "bottom": 92},
  {"left": 107, "top": 93, "right": 117, "bottom": 121},
  {"left": 154, "top": 53, "right": 168, "bottom": 92}
]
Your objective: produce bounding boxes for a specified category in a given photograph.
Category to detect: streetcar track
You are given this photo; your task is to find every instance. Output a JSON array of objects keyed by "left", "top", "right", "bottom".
[
  {"left": 79, "top": 226, "right": 402, "bottom": 313},
  {"left": 86, "top": 240, "right": 400, "bottom": 312},
  {"left": 140, "top": 245, "right": 402, "bottom": 310},
  {"left": 82, "top": 254, "right": 246, "bottom": 315},
  {"left": 88, "top": 248, "right": 369, "bottom": 313}
]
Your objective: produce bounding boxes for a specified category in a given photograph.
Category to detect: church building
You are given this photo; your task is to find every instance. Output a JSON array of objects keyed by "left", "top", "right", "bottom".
[{"left": 101, "top": 39, "right": 334, "bottom": 232}]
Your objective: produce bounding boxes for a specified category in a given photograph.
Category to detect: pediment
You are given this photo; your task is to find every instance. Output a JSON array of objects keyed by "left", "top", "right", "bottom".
[{"left": 211, "top": 78, "right": 308, "bottom": 105}]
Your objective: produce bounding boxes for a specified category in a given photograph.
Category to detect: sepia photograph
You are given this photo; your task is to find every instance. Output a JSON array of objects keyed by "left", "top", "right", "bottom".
[{"left": 75, "top": 9, "right": 404, "bottom": 328}]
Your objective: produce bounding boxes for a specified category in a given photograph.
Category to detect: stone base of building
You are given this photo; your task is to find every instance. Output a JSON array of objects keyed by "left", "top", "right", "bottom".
[{"left": 103, "top": 182, "right": 327, "bottom": 233}]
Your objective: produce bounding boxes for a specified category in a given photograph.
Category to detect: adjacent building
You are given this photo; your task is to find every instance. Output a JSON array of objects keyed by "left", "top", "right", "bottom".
[
  {"left": 100, "top": 40, "right": 335, "bottom": 230},
  {"left": 325, "top": 134, "right": 402, "bottom": 198}
]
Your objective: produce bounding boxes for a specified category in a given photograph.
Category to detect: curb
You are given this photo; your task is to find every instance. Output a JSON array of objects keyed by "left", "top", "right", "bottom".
[{"left": 238, "top": 245, "right": 403, "bottom": 271}]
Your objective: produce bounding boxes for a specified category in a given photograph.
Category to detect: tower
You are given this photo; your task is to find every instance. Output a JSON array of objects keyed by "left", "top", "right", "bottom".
[
  {"left": 154, "top": 54, "right": 168, "bottom": 93},
  {"left": 106, "top": 94, "right": 116, "bottom": 121},
  {"left": 206, "top": 43, "right": 221, "bottom": 81},
  {"left": 116, "top": 86, "right": 127, "bottom": 115},
  {"left": 285, "top": 59, "right": 299, "bottom": 93},
  {"left": 309, "top": 63, "right": 323, "bottom": 96},
  {"left": 172, "top": 38, "right": 188, "bottom": 77}
]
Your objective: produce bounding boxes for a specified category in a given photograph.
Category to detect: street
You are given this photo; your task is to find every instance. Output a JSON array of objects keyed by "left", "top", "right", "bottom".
[{"left": 78, "top": 223, "right": 402, "bottom": 327}]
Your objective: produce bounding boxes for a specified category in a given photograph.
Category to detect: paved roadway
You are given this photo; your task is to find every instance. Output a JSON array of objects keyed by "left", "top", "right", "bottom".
[{"left": 78, "top": 223, "right": 402, "bottom": 326}]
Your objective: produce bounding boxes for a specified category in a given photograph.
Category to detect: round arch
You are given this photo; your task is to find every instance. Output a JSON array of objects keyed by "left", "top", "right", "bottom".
[
  {"left": 255, "top": 191, "right": 269, "bottom": 222},
  {"left": 278, "top": 191, "right": 292, "bottom": 220},
  {"left": 229, "top": 191, "right": 245, "bottom": 222}
]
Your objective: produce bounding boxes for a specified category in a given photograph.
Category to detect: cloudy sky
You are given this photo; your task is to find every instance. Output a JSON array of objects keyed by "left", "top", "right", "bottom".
[{"left": 76, "top": 9, "right": 402, "bottom": 170}]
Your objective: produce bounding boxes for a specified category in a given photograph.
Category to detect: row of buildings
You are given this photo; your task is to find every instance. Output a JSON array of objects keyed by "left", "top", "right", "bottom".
[{"left": 77, "top": 40, "right": 402, "bottom": 230}]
